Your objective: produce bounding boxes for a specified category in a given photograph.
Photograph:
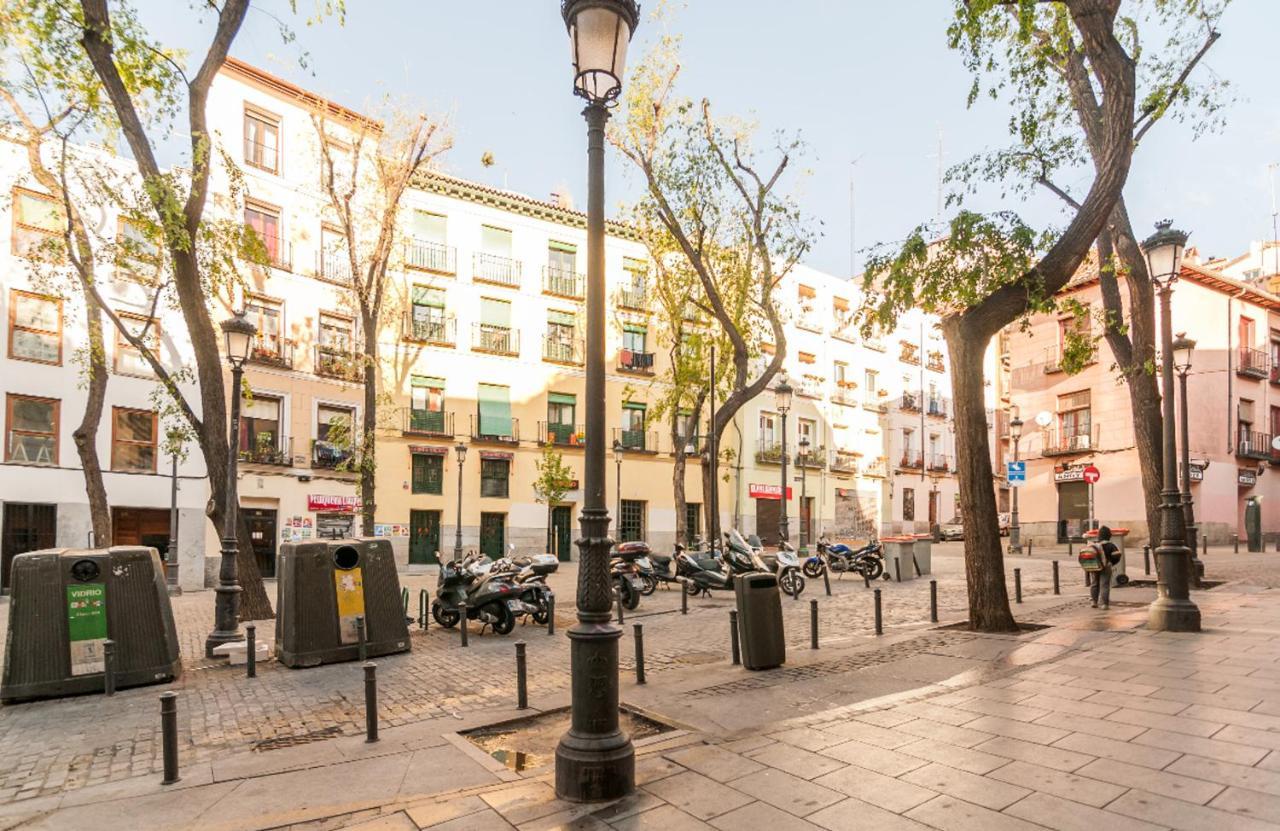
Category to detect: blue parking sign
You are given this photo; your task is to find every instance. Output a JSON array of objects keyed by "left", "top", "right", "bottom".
[{"left": 1007, "top": 460, "right": 1026, "bottom": 486}]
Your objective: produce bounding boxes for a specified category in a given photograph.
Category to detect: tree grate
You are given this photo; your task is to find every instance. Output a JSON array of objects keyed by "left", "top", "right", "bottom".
[{"left": 252, "top": 725, "right": 345, "bottom": 752}]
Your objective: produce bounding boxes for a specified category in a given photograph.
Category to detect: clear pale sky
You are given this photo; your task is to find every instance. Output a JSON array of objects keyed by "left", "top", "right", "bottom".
[{"left": 138, "top": 1, "right": 1279, "bottom": 276}]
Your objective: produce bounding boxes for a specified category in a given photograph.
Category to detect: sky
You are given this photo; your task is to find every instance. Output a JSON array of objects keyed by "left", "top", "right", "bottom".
[{"left": 135, "top": 1, "right": 1280, "bottom": 277}]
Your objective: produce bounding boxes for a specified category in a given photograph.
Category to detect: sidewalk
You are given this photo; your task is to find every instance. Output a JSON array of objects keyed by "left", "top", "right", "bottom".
[{"left": 4, "top": 571, "right": 1278, "bottom": 830}]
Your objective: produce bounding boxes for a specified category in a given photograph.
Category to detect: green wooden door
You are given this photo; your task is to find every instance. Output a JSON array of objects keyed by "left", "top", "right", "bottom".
[
  {"left": 479, "top": 512, "right": 505, "bottom": 560},
  {"left": 409, "top": 510, "right": 440, "bottom": 564},
  {"left": 551, "top": 505, "right": 573, "bottom": 561}
]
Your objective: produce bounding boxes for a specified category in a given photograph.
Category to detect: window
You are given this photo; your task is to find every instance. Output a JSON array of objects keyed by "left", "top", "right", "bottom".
[
  {"left": 684, "top": 502, "right": 701, "bottom": 544},
  {"left": 477, "top": 226, "right": 516, "bottom": 285},
  {"left": 319, "top": 313, "right": 352, "bottom": 354},
  {"left": 1239, "top": 397, "right": 1256, "bottom": 449},
  {"left": 243, "top": 108, "right": 280, "bottom": 174},
  {"left": 245, "top": 297, "right": 283, "bottom": 359},
  {"left": 114, "top": 313, "right": 160, "bottom": 376},
  {"left": 1057, "top": 313, "right": 1092, "bottom": 361},
  {"left": 546, "top": 309, "right": 577, "bottom": 361},
  {"left": 548, "top": 241, "right": 577, "bottom": 277},
  {"left": 481, "top": 457, "right": 510, "bottom": 498},
  {"left": 407, "top": 210, "right": 451, "bottom": 272},
  {"left": 619, "top": 499, "right": 646, "bottom": 543},
  {"left": 1240, "top": 316, "right": 1256, "bottom": 348},
  {"left": 759, "top": 412, "right": 777, "bottom": 446},
  {"left": 622, "top": 325, "right": 647, "bottom": 353},
  {"left": 316, "top": 404, "right": 354, "bottom": 444},
  {"left": 547, "top": 393, "right": 577, "bottom": 444},
  {"left": 798, "top": 418, "right": 816, "bottom": 450},
  {"left": 677, "top": 410, "right": 699, "bottom": 453},
  {"left": 244, "top": 201, "right": 284, "bottom": 267},
  {"left": 864, "top": 370, "right": 878, "bottom": 393},
  {"left": 1057, "top": 389, "right": 1092, "bottom": 450},
  {"left": 111, "top": 407, "right": 157, "bottom": 472},
  {"left": 5, "top": 394, "right": 58, "bottom": 465},
  {"left": 481, "top": 225, "right": 513, "bottom": 257},
  {"left": 833, "top": 361, "right": 848, "bottom": 387},
  {"left": 477, "top": 383, "right": 514, "bottom": 439},
  {"left": 620, "top": 324, "right": 652, "bottom": 371},
  {"left": 116, "top": 217, "right": 161, "bottom": 281},
  {"left": 477, "top": 297, "right": 515, "bottom": 353},
  {"left": 902, "top": 488, "right": 915, "bottom": 522},
  {"left": 412, "top": 453, "right": 444, "bottom": 495},
  {"left": 12, "top": 188, "right": 63, "bottom": 258},
  {"left": 319, "top": 226, "right": 350, "bottom": 283},
  {"left": 621, "top": 403, "right": 647, "bottom": 449},
  {"left": 412, "top": 210, "right": 448, "bottom": 245},
  {"left": 8, "top": 289, "right": 61, "bottom": 364},
  {"left": 409, "top": 286, "right": 449, "bottom": 342},
  {"left": 240, "top": 393, "right": 283, "bottom": 462},
  {"left": 410, "top": 376, "right": 446, "bottom": 433}
]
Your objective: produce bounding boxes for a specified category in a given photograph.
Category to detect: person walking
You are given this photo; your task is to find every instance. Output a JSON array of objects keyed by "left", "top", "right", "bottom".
[{"left": 1089, "top": 525, "right": 1122, "bottom": 610}]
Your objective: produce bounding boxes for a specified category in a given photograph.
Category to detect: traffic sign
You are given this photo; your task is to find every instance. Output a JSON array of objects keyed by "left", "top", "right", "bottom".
[
  {"left": 1006, "top": 460, "right": 1026, "bottom": 487},
  {"left": 1083, "top": 464, "right": 1101, "bottom": 484}
]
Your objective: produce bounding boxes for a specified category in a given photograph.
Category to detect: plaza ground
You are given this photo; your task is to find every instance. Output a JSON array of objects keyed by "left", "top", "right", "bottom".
[{"left": 1, "top": 543, "right": 1279, "bottom": 829}]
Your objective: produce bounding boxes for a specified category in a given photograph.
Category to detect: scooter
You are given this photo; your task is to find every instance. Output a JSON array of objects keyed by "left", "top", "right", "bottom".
[
  {"left": 677, "top": 529, "right": 764, "bottom": 596},
  {"left": 432, "top": 552, "right": 532, "bottom": 634},
  {"left": 484, "top": 551, "right": 558, "bottom": 624},
  {"left": 615, "top": 541, "right": 660, "bottom": 596},
  {"left": 611, "top": 542, "right": 647, "bottom": 610}
]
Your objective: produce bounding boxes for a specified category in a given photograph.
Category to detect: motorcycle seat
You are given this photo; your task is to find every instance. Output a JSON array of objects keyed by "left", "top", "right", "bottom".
[
  {"left": 649, "top": 553, "right": 672, "bottom": 566},
  {"left": 694, "top": 557, "right": 721, "bottom": 571},
  {"left": 529, "top": 562, "right": 558, "bottom": 576}
]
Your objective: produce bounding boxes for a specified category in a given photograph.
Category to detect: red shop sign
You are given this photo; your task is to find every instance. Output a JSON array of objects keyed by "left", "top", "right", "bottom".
[
  {"left": 748, "top": 483, "right": 793, "bottom": 500},
  {"left": 408, "top": 445, "right": 449, "bottom": 456},
  {"left": 308, "top": 494, "right": 361, "bottom": 513}
]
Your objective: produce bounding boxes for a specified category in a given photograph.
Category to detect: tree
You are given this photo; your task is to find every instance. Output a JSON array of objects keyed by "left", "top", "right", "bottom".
[
  {"left": 614, "top": 31, "right": 814, "bottom": 537},
  {"left": 533, "top": 444, "right": 574, "bottom": 557},
  {"left": 858, "top": 0, "right": 1138, "bottom": 632},
  {"left": 947, "top": 0, "right": 1231, "bottom": 552},
  {"left": 312, "top": 102, "right": 451, "bottom": 536}
]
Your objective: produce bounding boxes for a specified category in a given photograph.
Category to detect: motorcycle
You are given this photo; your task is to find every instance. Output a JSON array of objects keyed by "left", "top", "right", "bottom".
[
  {"left": 431, "top": 552, "right": 534, "bottom": 634},
  {"left": 758, "top": 538, "right": 806, "bottom": 597},
  {"left": 483, "top": 551, "right": 558, "bottom": 624},
  {"left": 808, "top": 536, "right": 888, "bottom": 581},
  {"left": 611, "top": 542, "right": 647, "bottom": 610},
  {"left": 615, "top": 541, "right": 660, "bottom": 596},
  {"left": 677, "top": 529, "right": 763, "bottom": 596}
]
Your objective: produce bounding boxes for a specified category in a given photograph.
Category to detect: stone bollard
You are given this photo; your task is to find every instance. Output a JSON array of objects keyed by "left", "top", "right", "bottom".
[
  {"left": 419, "top": 589, "right": 429, "bottom": 630},
  {"left": 547, "top": 595, "right": 556, "bottom": 636},
  {"left": 1143, "top": 545, "right": 1151, "bottom": 575},
  {"left": 822, "top": 565, "right": 832, "bottom": 597}
]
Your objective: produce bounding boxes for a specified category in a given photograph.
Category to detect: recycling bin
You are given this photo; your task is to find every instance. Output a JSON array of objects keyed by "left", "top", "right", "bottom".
[
  {"left": 2, "top": 547, "right": 180, "bottom": 704},
  {"left": 733, "top": 572, "right": 785, "bottom": 670},
  {"left": 275, "top": 538, "right": 410, "bottom": 668},
  {"left": 911, "top": 534, "right": 933, "bottom": 577},
  {"left": 882, "top": 537, "right": 917, "bottom": 582}
]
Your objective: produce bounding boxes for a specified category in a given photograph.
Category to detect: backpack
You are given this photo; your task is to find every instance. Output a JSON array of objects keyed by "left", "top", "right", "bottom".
[{"left": 1078, "top": 543, "right": 1105, "bottom": 572}]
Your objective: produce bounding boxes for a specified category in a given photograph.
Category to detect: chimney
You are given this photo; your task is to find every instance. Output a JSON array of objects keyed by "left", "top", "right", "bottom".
[{"left": 550, "top": 185, "right": 575, "bottom": 211}]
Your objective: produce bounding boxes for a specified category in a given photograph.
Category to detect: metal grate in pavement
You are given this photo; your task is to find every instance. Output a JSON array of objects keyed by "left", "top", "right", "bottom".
[{"left": 252, "top": 725, "right": 344, "bottom": 752}]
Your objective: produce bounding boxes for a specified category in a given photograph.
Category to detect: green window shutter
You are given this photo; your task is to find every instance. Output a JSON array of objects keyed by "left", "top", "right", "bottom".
[
  {"left": 623, "top": 323, "right": 647, "bottom": 335},
  {"left": 548, "top": 392, "right": 576, "bottom": 405},
  {"left": 549, "top": 240, "right": 577, "bottom": 254},
  {"left": 480, "top": 298, "right": 511, "bottom": 326},
  {"left": 412, "top": 210, "right": 447, "bottom": 244},
  {"left": 478, "top": 383, "right": 512, "bottom": 436},
  {"left": 412, "top": 286, "right": 446, "bottom": 308},
  {"left": 547, "top": 309, "right": 576, "bottom": 326},
  {"left": 480, "top": 225, "right": 512, "bottom": 256},
  {"left": 623, "top": 402, "right": 646, "bottom": 411},
  {"left": 623, "top": 257, "right": 646, "bottom": 272},
  {"left": 410, "top": 375, "right": 445, "bottom": 389}
]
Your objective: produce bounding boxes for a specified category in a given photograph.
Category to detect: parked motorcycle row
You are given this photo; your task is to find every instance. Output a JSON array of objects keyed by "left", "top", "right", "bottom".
[{"left": 428, "top": 530, "right": 889, "bottom": 637}]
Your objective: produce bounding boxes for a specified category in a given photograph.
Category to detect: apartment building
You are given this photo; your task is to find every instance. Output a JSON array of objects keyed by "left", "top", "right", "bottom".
[{"left": 1004, "top": 249, "right": 1280, "bottom": 545}]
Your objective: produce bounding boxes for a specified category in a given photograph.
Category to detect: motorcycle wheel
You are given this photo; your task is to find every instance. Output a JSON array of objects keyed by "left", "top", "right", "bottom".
[
  {"left": 780, "top": 569, "right": 805, "bottom": 597},
  {"left": 802, "top": 560, "right": 826, "bottom": 579},
  {"left": 532, "top": 604, "right": 550, "bottom": 625},
  {"left": 639, "top": 574, "right": 658, "bottom": 596},
  {"left": 862, "top": 559, "right": 885, "bottom": 580},
  {"left": 487, "top": 601, "right": 516, "bottom": 635},
  {"left": 431, "top": 601, "right": 460, "bottom": 628}
]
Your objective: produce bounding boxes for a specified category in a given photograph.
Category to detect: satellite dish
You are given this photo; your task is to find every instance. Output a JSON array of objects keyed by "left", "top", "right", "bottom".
[
  {"left": 1034, "top": 411, "right": 1053, "bottom": 428},
  {"left": 1271, "top": 436, "right": 1280, "bottom": 452}
]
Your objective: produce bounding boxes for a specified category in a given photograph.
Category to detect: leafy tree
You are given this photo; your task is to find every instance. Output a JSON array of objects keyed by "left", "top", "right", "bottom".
[
  {"left": 533, "top": 444, "right": 574, "bottom": 557},
  {"left": 858, "top": 0, "right": 1139, "bottom": 632},
  {"left": 947, "top": 0, "right": 1231, "bottom": 555}
]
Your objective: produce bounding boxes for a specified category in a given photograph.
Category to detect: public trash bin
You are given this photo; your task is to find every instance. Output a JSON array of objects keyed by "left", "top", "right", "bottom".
[
  {"left": 882, "top": 537, "right": 917, "bottom": 582},
  {"left": 734, "top": 572, "right": 785, "bottom": 670},
  {"left": 1246, "top": 497, "right": 1263, "bottom": 552},
  {"left": 2, "top": 546, "right": 181, "bottom": 704},
  {"left": 275, "top": 538, "right": 410, "bottom": 668}
]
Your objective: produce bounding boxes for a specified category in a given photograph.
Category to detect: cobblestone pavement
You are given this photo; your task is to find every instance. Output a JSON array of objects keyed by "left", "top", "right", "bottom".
[{"left": 0, "top": 543, "right": 1250, "bottom": 807}]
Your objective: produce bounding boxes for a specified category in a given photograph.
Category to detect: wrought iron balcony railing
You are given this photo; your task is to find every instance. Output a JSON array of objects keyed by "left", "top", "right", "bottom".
[
  {"left": 540, "top": 421, "right": 586, "bottom": 447},
  {"left": 240, "top": 434, "right": 293, "bottom": 466},
  {"left": 614, "top": 427, "right": 658, "bottom": 453},
  {"left": 470, "top": 414, "right": 519, "bottom": 443},
  {"left": 403, "top": 408, "right": 453, "bottom": 438},
  {"left": 472, "top": 324, "right": 520, "bottom": 356},
  {"left": 314, "top": 345, "right": 361, "bottom": 381},
  {"left": 542, "top": 335, "right": 584, "bottom": 365},
  {"left": 473, "top": 252, "right": 521, "bottom": 288},
  {"left": 249, "top": 335, "right": 294, "bottom": 369},
  {"left": 406, "top": 239, "right": 456, "bottom": 275},
  {"left": 403, "top": 313, "right": 456, "bottom": 346},
  {"left": 542, "top": 266, "right": 584, "bottom": 299}
]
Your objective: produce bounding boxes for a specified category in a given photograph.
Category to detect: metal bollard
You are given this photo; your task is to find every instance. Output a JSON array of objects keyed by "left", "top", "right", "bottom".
[
  {"left": 246, "top": 623, "right": 257, "bottom": 679},
  {"left": 893, "top": 558, "right": 902, "bottom": 583},
  {"left": 363, "top": 662, "right": 379, "bottom": 743},
  {"left": 863, "top": 569, "right": 871, "bottom": 589},
  {"left": 1144, "top": 544, "right": 1151, "bottom": 575},
  {"left": 356, "top": 615, "right": 367, "bottom": 662},
  {"left": 401, "top": 587, "right": 409, "bottom": 618},
  {"left": 1068, "top": 539, "right": 1074, "bottom": 559},
  {"left": 810, "top": 599, "right": 819, "bottom": 650},
  {"left": 1052, "top": 560, "right": 1060, "bottom": 595},
  {"left": 681, "top": 581, "right": 688, "bottom": 615},
  {"left": 160, "top": 692, "right": 180, "bottom": 785},
  {"left": 633, "top": 624, "right": 646, "bottom": 685},
  {"left": 929, "top": 579, "right": 938, "bottom": 623},
  {"left": 729, "top": 610, "right": 741, "bottom": 665},
  {"left": 616, "top": 590, "right": 625, "bottom": 624},
  {"left": 1234, "top": 533, "right": 1239, "bottom": 553},
  {"left": 419, "top": 589, "right": 429, "bottom": 630},
  {"left": 1014, "top": 568, "right": 1023, "bottom": 604},
  {"left": 874, "top": 589, "right": 883, "bottom": 635},
  {"left": 1028, "top": 539, "right": 1033, "bottom": 557},
  {"left": 459, "top": 603, "right": 469, "bottom": 647},
  {"left": 547, "top": 594, "right": 556, "bottom": 636},
  {"left": 103, "top": 640, "right": 116, "bottom": 697},
  {"left": 515, "top": 641, "right": 528, "bottom": 709},
  {"left": 790, "top": 571, "right": 800, "bottom": 600},
  {"left": 822, "top": 565, "right": 832, "bottom": 596},
  {"left": 1202, "top": 535, "right": 1208, "bottom": 557}
]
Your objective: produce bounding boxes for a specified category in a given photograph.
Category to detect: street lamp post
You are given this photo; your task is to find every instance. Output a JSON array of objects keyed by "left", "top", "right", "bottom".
[
  {"left": 454, "top": 443, "right": 467, "bottom": 561},
  {"left": 775, "top": 379, "right": 793, "bottom": 544},
  {"left": 613, "top": 440, "right": 623, "bottom": 540},
  {"left": 798, "top": 435, "right": 810, "bottom": 550},
  {"left": 166, "top": 441, "right": 181, "bottom": 590},
  {"left": 205, "top": 311, "right": 256, "bottom": 658},
  {"left": 1173, "top": 333, "right": 1202, "bottom": 587},
  {"left": 1142, "top": 220, "right": 1201, "bottom": 632},
  {"left": 556, "top": 0, "right": 640, "bottom": 803},
  {"left": 1009, "top": 412, "right": 1023, "bottom": 555}
]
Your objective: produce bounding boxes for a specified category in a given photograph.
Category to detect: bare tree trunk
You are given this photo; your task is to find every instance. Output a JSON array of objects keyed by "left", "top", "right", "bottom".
[
  {"left": 944, "top": 319, "right": 1018, "bottom": 632},
  {"left": 73, "top": 291, "right": 112, "bottom": 547},
  {"left": 360, "top": 316, "right": 378, "bottom": 537}
]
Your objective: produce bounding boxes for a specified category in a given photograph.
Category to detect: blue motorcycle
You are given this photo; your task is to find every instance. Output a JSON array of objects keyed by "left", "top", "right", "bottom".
[{"left": 804, "top": 537, "right": 887, "bottom": 581}]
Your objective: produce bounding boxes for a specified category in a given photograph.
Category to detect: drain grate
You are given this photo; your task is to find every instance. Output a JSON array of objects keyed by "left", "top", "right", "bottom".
[{"left": 252, "top": 725, "right": 344, "bottom": 752}]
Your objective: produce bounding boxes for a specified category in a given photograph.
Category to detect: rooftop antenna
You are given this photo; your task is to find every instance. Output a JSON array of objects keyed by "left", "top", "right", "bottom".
[
  {"left": 926, "top": 126, "right": 947, "bottom": 220},
  {"left": 849, "top": 154, "right": 865, "bottom": 278},
  {"left": 1269, "top": 162, "right": 1279, "bottom": 276}
]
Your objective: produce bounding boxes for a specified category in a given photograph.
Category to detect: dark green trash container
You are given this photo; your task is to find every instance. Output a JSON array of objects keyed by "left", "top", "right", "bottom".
[
  {"left": 2, "top": 546, "right": 181, "bottom": 704},
  {"left": 275, "top": 538, "right": 410, "bottom": 668},
  {"left": 734, "top": 572, "right": 786, "bottom": 670}
]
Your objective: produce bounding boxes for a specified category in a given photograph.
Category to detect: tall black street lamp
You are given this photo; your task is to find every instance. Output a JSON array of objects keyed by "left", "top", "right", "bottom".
[
  {"left": 1173, "top": 333, "right": 1202, "bottom": 586},
  {"left": 1141, "top": 220, "right": 1201, "bottom": 632},
  {"left": 453, "top": 442, "right": 467, "bottom": 561},
  {"left": 775, "top": 379, "right": 793, "bottom": 544},
  {"left": 797, "top": 435, "right": 810, "bottom": 550},
  {"left": 556, "top": 0, "right": 640, "bottom": 803},
  {"left": 1009, "top": 411, "right": 1023, "bottom": 555},
  {"left": 205, "top": 311, "right": 256, "bottom": 657}
]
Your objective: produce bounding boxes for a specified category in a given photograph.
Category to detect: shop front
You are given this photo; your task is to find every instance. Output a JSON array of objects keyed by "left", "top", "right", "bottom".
[
  {"left": 308, "top": 494, "right": 359, "bottom": 541},
  {"left": 749, "top": 483, "right": 792, "bottom": 547},
  {"left": 1054, "top": 466, "right": 1090, "bottom": 542}
]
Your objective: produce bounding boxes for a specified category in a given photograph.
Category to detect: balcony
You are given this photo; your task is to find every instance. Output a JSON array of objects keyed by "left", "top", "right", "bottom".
[
  {"left": 863, "top": 457, "right": 888, "bottom": 478},
  {"left": 618, "top": 349, "right": 655, "bottom": 374},
  {"left": 1237, "top": 430, "right": 1272, "bottom": 461},
  {"left": 755, "top": 439, "right": 784, "bottom": 465},
  {"left": 614, "top": 427, "right": 658, "bottom": 453},
  {"left": 1238, "top": 347, "right": 1269, "bottom": 379},
  {"left": 316, "top": 250, "right": 352, "bottom": 284},
  {"left": 865, "top": 337, "right": 886, "bottom": 352},
  {"left": 617, "top": 284, "right": 648, "bottom": 311},
  {"left": 926, "top": 399, "right": 948, "bottom": 419},
  {"left": 542, "top": 335, "right": 584, "bottom": 366},
  {"left": 926, "top": 352, "right": 946, "bottom": 373},
  {"left": 311, "top": 440, "right": 355, "bottom": 471},
  {"left": 473, "top": 252, "right": 521, "bottom": 288},
  {"left": 864, "top": 393, "right": 890, "bottom": 413},
  {"left": 831, "top": 387, "right": 858, "bottom": 407},
  {"left": 797, "top": 445, "right": 826, "bottom": 469},
  {"left": 403, "top": 408, "right": 454, "bottom": 438},
  {"left": 249, "top": 335, "right": 294, "bottom": 369},
  {"left": 406, "top": 239, "right": 456, "bottom": 275},
  {"left": 472, "top": 324, "right": 519, "bottom": 356},
  {"left": 927, "top": 453, "right": 953, "bottom": 473},
  {"left": 796, "top": 308, "right": 822, "bottom": 333},
  {"left": 470, "top": 414, "right": 519, "bottom": 444},
  {"left": 899, "top": 342, "right": 920, "bottom": 366},
  {"left": 240, "top": 434, "right": 293, "bottom": 466},
  {"left": 898, "top": 451, "right": 924, "bottom": 471},
  {"left": 796, "top": 376, "right": 823, "bottom": 399},
  {"left": 403, "top": 313, "right": 456, "bottom": 347},
  {"left": 542, "top": 266, "right": 584, "bottom": 300},
  {"left": 1043, "top": 423, "right": 1101, "bottom": 457},
  {"left": 540, "top": 421, "right": 586, "bottom": 447},
  {"left": 1044, "top": 344, "right": 1096, "bottom": 374},
  {"left": 830, "top": 451, "right": 858, "bottom": 475},
  {"left": 247, "top": 233, "right": 292, "bottom": 271},
  {"left": 314, "top": 345, "right": 361, "bottom": 382},
  {"left": 833, "top": 316, "right": 858, "bottom": 343},
  {"left": 900, "top": 393, "right": 921, "bottom": 413}
]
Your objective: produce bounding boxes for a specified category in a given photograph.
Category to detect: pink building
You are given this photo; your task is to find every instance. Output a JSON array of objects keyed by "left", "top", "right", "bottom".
[{"left": 1005, "top": 251, "right": 1280, "bottom": 547}]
